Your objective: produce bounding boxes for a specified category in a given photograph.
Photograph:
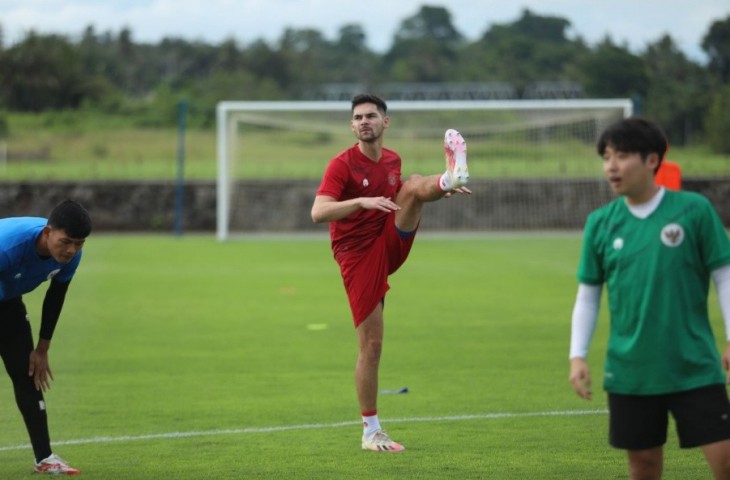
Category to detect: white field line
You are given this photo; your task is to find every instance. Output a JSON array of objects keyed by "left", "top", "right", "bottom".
[{"left": 0, "top": 409, "right": 607, "bottom": 452}]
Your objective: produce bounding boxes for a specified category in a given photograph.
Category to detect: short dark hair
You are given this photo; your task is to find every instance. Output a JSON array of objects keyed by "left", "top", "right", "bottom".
[
  {"left": 351, "top": 93, "right": 387, "bottom": 115},
  {"left": 48, "top": 200, "right": 92, "bottom": 238},
  {"left": 597, "top": 117, "right": 668, "bottom": 172}
]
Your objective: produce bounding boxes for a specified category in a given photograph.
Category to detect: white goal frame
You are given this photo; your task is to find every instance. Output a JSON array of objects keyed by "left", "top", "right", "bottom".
[{"left": 216, "top": 99, "right": 633, "bottom": 241}]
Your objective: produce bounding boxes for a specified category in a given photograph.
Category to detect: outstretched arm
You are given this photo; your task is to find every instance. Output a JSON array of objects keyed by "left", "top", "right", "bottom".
[
  {"left": 29, "top": 280, "right": 70, "bottom": 391},
  {"left": 568, "top": 283, "right": 602, "bottom": 400},
  {"left": 311, "top": 195, "right": 400, "bottom": 224}
]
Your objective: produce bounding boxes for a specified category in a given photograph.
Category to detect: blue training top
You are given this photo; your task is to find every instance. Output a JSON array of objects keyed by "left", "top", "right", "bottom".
[{"left": 0, "top": 217, "right": 81, "bottom": 301}]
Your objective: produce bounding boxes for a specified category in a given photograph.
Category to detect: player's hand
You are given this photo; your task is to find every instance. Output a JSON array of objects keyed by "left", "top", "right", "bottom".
[
  {"left": 28, "top": 349, "right": 54, "bottom": 392},
  {"left": 361, "top": 196, "right": 400, "bottom": 212},
  {"left": 444, "top": 187, "right": 472, "bottom": 198},
  {"left": 569, "top": 357, "right": 592, "bottom": 400}
]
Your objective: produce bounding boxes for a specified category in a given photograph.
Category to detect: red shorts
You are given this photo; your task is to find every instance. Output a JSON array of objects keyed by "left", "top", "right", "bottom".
[{"left": 335, "top": 216, "right": 416, "bottom": 327}]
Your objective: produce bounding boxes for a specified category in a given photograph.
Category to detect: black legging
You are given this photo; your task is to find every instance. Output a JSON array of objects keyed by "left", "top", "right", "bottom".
[{"left": 0, "top": 297, "right": 52, "bottom": 463}]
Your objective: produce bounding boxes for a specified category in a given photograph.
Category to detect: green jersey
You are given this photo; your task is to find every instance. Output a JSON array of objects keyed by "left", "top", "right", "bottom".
[{"left": 578, "top": 190, "right": 730, "bottom": 395}]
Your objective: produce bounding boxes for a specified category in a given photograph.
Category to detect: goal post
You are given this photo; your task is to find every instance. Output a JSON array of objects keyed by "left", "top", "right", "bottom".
[{"left": 216, "top": 99, "right": 633, "bottom": 240}]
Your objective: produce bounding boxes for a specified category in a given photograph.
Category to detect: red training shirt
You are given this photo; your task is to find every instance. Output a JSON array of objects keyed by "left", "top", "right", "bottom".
[{"left": 316, "top": 144, "right": 403, "bottom": 256}]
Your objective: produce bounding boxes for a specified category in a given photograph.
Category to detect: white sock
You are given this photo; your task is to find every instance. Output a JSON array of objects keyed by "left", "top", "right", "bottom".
[
  {"left": 439, "top": 171, "right": 452, "bottom": 191},
  {"left": 362, "top": 414, "right": 382, "bottom": 438}
]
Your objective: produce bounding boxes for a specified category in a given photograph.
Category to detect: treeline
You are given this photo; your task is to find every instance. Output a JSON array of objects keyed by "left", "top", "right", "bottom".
[{"left": 1, "top": 6, "right": 730, "bottom": 151}]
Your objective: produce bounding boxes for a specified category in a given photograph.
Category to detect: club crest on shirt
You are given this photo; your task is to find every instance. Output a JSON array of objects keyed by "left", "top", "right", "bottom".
[
  {"left": 389, "top": 175, "right": 397, "bottom": 186},
  {"left": 362, "top": 178, "right": 369, "bottom": 187},
  {"left": 613, "top": 238, "right": 624, "bottom": 250},
  {"left": 660, "top": 223, "right": 684, "bottom": 247}
]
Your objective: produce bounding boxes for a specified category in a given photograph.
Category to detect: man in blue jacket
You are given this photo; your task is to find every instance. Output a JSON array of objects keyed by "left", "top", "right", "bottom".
[{"left": 0, "top": 199, "right": 91, "bottom": 475}]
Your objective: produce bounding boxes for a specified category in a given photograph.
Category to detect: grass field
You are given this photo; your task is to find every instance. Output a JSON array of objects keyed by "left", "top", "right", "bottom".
[{"left": 0, "top": 234, "right": 724, "bottom": 479}]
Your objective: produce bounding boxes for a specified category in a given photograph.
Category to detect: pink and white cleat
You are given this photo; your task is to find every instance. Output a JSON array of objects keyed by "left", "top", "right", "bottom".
[
  {"left": 361, "top": 430, "right": 406, "bottom": 452},
  {"left": 443, "top": 128, "right": 469, "bottom": 189}
]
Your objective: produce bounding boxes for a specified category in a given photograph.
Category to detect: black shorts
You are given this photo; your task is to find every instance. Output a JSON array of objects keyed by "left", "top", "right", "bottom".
[{"left": 608, "top": 384, "right": 730, "bottom": 450}]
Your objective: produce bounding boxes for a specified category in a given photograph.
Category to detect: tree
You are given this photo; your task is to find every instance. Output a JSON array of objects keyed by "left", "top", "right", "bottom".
[
  {"left": 242, "top": 39, "right": 291, "bottom": 89},
  {"left": 705, "top": 84, "right": 730, "bottom": 153},
  {"left": 278, "top": 28, "right": 333, "bottom": 91},
  {"left": 504, "top": 8, "right": 571, "bottom": 42},
  {"left": 576, "top": 37, "right": 649, "bottom": 98},
  {"left": 325, "top": 24, "right": 378, "bottom": 84},
  {"left": 395, "top": 5, "right": 463, "bottom": 44},
  {"left": 214, "top": 38, "right": 243, "bottom": 72},
  {"left": 465, "top": 9, "right": 586, "bottom": 92},
  {"left": 0, "top": 32, "right": 87, "bottom": 111},
  {"left": 702, "top": 15, "right": 730, "bottom": 83},
  {"left": 383, "top": 6, "right": 464, "bottom": 82},
  {"left": 642, "top": 35, "right": 711, "bottom": 145}
]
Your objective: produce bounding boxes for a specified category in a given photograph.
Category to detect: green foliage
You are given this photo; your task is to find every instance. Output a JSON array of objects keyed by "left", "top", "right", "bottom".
[
  {"left": 577, "top": 38, "right": 649, "bottom": 98},
  {"left": 642, "top": 35, "right": 712, "bottom": 145},
  {"left": 0, "top": 33, "right": 88, "bottom": 111},
  {"left": 462, "top": 9, "right": 587, "bottom": 91},
  {"left": 0, "top": 234, "right": 723, "bottom": 478},
  {"left": 706, "top": 84, "right": 730, "bottom": 153},
  {"left": 384, "top": 38, "right": 460, "bottom": 82},
  {"left": 0, "top": 7, "right": 724, "bottom": 144},
  {"left": 395, "top": 5, "right": 463, "bottom": 44},
  {"left": 0, "top": 110, "right": 8, "bottom": 138},
  {"left": 702, "top": 14, "right": 730, "bottom": 83},
  {"left": 493, "top": 8, "right": 572, "bottom": 43}
]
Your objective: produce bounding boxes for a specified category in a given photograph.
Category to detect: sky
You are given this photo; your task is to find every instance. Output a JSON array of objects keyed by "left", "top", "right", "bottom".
[{"left": 3, "top": 0, "right": 729, "bottom": 64}]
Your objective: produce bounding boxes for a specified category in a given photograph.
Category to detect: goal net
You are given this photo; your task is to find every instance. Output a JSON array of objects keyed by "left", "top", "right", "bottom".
[{"left": 216, "top": 99, "right": 632, "bottom": 240}]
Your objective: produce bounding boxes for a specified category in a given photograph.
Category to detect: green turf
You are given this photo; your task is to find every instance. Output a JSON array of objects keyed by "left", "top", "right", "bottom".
[{"left": 0, "top": 234, "right": 723, "bottom": 478}]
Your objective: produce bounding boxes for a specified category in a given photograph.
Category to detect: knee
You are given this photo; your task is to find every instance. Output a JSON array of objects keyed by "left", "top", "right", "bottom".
[
  {"left": 361, "top": 338, "right": 383, "bottom": 361},
  {"left": 628, "top": 450, "right": 662, "bottom": 480},
  {"left": 704, "top": 440, "right": 730, "bottom": 478}
]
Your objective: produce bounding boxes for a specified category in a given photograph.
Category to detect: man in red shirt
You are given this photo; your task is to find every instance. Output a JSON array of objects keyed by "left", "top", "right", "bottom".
[{"left": 311, "top": 93, "right": 470, "bottom": 452}]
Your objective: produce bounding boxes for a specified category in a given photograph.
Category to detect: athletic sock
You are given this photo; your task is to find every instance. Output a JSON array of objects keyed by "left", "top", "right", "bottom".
[{"left": 362, "top": 412, "right": 382, "bottom": 438}]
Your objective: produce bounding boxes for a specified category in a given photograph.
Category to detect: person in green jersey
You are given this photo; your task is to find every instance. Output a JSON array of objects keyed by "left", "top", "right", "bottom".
[{"left": 568, "top": 117, "right": 730, "bottom": 480}]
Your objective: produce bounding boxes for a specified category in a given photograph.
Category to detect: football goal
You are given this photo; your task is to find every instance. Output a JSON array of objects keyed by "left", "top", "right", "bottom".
[{"left": 216, "top": 99, "right": 633, "bottom": 240}]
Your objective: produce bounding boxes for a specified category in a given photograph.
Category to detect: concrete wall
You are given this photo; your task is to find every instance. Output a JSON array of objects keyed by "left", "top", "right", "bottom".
[{"left": 0, "top": 178, "right": 728, "bottom": 232}]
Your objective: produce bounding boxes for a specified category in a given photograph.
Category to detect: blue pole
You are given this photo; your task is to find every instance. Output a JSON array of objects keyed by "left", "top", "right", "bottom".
[{"left": 174, "top": 100, "right": 188, "bottom": 236}]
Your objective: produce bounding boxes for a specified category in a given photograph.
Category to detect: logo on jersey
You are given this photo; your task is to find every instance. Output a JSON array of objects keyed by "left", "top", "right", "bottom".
[
  {"left": 362, "top": 178, "right": 369, "bottom": 187},
  {"left": 660, "top": 223, "right": 684, "bottom": 247},
  {"left": 14, "top": 272, "right": 21, "bottom": 279},
  {"left": 47, "top": 269, "right": 61, "bottom": 280},
  {"left": 612, "top": 238, "right": 624, "bottom": 250},
  {"left": 388, "top": 175, "right": 397, "bottom": 186}
]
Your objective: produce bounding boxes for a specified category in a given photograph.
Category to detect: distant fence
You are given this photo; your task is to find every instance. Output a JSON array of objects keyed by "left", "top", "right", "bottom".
[{"left": 0, "top": 179, "right": 728, "bottom": 232}]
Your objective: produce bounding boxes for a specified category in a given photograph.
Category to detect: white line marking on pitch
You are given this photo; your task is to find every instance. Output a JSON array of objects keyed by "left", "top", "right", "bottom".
[{"left": 0, "top": 409, "right": 607, "bottom": 452}]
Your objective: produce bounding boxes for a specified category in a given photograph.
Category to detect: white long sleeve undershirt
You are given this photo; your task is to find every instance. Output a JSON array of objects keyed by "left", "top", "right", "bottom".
[
  {"left": 569, "top": 263, "right": 730, "bottom": 359},
  {"left": 568, "top": 283, "right": 602, "bottom": 359},
  {"left": 712, "top": 264, "right": 730, "bottom": 341}
]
